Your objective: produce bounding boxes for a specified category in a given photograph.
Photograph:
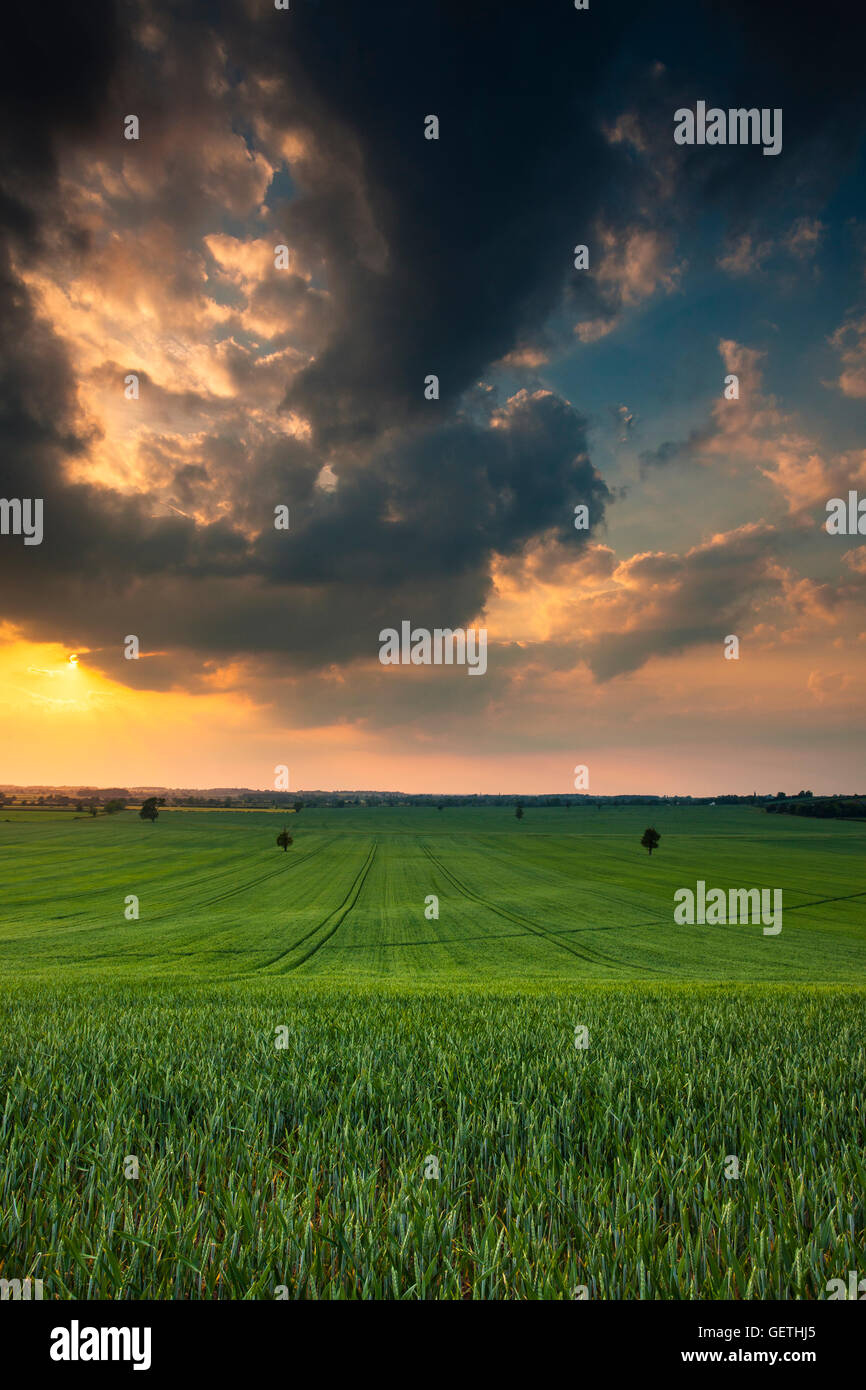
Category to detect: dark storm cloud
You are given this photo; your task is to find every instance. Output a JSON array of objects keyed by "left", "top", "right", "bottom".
[
  {"left": 0, "top": 3, "right": 247, "bottom": 600},
  {"left": 1, "top": 0, "right": 622, "bottom": 678},
  {"left": 252, "top": 1, "right": 632, "bottom": 444},
  {"left": 0, "top": 5, "right": 120, "bottom": 215},
  {"left": 10, "top": 387, "right": 607, "bottom": 686},
  {"left": 2, "top": 0, "right": 865, "bottom": 687},
  {"left": 253, "top": 388, "right": 608, "bottom": 589},
  {"left": 563, "top": 0, "right": 866, "bottom": 309}
]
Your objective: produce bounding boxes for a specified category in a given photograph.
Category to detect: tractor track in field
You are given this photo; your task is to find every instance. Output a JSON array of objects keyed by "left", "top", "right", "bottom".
[
  {"left": 477, "top": 840, "right": 865, "bottom": 918},
  {"left": 420, "top": 843, "right": 650, "bottom": 970},
  {"left": 35, "top": 839, "right": 334, "bottom": 927},
  {"left": 474, "top": 833, "right": 675, "bottom": 922},
  {"left": 197, "top": 840, "right": 333, "bottom": 909},
  {"left": 257, "top": 842, "right": 379, "bottom": 973},
  {"left": 324, "top": 919, "right": 677, "bottom": 950},
  {"left": 784, "top": 888, "right": 866, "bottom": 910},
  {"left": 60, "top": 840, "right": 335, "bottom": 936}
]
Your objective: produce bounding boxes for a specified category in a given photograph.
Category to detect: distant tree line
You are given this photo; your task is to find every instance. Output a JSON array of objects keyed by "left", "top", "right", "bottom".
[
  {"left": 5, "top": 786, "right": 864, "bottom": 813},
  {"left": 766, "top": 798, "right": 866, "bottom": 820}
]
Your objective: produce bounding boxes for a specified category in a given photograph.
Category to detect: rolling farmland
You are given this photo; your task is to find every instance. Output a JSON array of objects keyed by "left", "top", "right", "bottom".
[
  {"left": 0, "top": 805, "right": 864, "bottom": 1298},
  {"left": 1, "top": 803, "right": 865, "bottom": 983}
]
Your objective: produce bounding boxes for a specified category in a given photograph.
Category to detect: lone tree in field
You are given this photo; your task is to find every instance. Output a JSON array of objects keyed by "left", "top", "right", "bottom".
[
  {"left": 641, "top": 827, "right": 660, "bottom": 856},
  {"left": 515, "top": 802, "right": 524, "bottom": 820},
  {"left": 276, "top": 828, "right": 293, "bottom": 852},
  {"left": 139, "top": 797, "right": 159, "bottom": 823}
]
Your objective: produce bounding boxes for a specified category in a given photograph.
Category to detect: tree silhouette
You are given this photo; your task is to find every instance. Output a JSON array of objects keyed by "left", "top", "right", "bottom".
[
  {"left": 139, "top": 798, "right": 159, "bottom": 823},
  {"left": 640, "top": 827, "right": 660, "bottom": 856},
  {"left": 515, "top": 803, "right": 524, "bottom": 820},
  {"left": 276, "top": 828, "right": 293, "bottom": 852}
]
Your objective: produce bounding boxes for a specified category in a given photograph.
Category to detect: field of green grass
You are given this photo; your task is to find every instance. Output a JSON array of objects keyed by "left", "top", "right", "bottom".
[
  {"left": 0, "top": 805, "right": 863, "bottom": 1297},
  {"left": 2, "top": 803, "right": 864, "bottom": 983}
]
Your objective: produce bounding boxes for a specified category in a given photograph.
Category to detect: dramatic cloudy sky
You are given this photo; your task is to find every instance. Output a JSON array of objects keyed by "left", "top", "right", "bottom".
[{"left": 1, "top": 0, "right": 865, "bottom": 793}]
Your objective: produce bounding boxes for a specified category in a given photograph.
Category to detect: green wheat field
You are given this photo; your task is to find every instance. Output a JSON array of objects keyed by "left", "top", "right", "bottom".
[{"left": 1, "top": 804, "right": 864, "bottom": 1298}]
